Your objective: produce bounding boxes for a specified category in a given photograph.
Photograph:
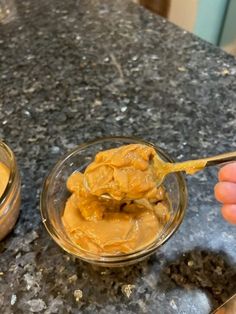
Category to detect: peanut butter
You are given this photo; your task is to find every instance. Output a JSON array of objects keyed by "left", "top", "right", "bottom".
[
  {"left": 0, "top": 162, "right": 9, "bottom": 199},
  {"left": 84, "top": 144, "right": 160, "bottom": 200},
  {"left": 62, "top": 144, "right": 171, "bottom": 255},
  {"left": 0, "top": 147, "right": 21, "bottom": 242}
]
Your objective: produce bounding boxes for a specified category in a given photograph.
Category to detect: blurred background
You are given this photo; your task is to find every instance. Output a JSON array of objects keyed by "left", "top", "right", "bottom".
[{"left": 139, "top": 0, "right": 236, "bottom": 56}]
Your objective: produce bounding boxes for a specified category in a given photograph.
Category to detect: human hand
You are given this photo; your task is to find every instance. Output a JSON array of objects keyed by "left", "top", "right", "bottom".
[{"left": 214, "top": 163, "right": 236, "bottom": 224}]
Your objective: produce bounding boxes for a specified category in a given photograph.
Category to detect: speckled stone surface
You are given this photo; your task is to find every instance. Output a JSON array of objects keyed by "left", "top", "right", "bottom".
[{"left": 0, "top": 0, "right": 236, "bottom": 313}]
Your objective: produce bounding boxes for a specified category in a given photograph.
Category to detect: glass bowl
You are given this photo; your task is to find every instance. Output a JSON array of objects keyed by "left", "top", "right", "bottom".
[
  {"left": 0, "top": 140, "right": 21, "bottom": 241},
  {"left": 40, "top": 136, "right": 187, "bottom": 267}
]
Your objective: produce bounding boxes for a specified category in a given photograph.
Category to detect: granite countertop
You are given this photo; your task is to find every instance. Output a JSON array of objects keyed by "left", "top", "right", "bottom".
[{"left": 1, "top": 0, "right": 236, "bottom": 313}]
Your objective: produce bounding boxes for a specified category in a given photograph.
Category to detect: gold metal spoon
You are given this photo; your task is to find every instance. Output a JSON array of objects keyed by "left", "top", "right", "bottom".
[{"left": 153, "top": 151, "right": 236, "bottom": 187}]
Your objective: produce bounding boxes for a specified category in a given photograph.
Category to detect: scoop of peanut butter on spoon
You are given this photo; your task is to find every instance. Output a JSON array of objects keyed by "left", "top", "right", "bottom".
[{"left": 84, "top": 144, "right": 236, "bottom": 201}]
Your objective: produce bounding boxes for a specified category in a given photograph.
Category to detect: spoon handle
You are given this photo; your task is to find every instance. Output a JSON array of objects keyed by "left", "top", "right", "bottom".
[
  {"left": 204, "top": 151, "right": 236, "bottom": 167},
  {"left": 165, "top": 151, "right": 236, "bottom": 176}
]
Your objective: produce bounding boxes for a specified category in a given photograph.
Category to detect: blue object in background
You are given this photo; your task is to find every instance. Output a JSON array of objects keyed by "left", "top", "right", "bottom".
[
  {"left": 194, "top": 0, "right": 230, "bottom": 45},
  {"left": 220, "top": 0, "right": 236, "bottom": 48}
]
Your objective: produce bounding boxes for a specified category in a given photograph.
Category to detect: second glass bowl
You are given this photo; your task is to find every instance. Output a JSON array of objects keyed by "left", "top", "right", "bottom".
[
  {"left": 40, "top": 137, "right": 188, "bottom": 267},
  {"left": 0, "top": 140, "right": 21, "bottom": 241}
]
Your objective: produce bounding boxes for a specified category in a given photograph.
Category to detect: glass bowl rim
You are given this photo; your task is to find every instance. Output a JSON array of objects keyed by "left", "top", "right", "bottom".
[{"left": 40, "top": 136, "right": 188, "bottom": 264}]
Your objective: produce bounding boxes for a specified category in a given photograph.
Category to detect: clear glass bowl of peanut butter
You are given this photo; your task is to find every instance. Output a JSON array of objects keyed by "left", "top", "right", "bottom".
[
  {"left": 40, "top": 137, "right": 187, "bottom": 267},
  {"left": 0, "top": 140, "right": 21, "bottom": 241}
]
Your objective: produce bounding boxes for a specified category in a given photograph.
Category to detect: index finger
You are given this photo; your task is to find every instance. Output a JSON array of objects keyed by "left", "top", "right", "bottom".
[{"left": 218, "top": 163, "right": 236, "bottom": 182}]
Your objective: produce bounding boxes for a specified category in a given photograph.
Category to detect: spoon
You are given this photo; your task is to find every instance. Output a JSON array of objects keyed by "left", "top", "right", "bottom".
[
  {"left": 152, "top": 150, "right": 236, "bottom": 187},
  {"left": 94, "top": 151, "right": 236, "bottom": 201}
]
